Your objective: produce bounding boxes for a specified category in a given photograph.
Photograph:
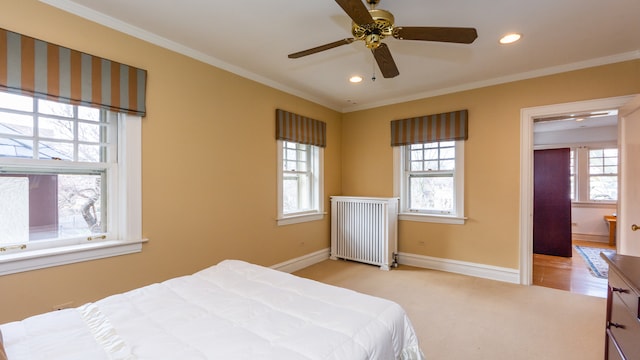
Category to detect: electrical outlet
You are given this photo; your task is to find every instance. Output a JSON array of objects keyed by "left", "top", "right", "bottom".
[
  {"left": 418, "top": 240, "right": 425, "bottom": 246},
  {"left": 52, "top": 301, "right": 74, "bottom": 311}
]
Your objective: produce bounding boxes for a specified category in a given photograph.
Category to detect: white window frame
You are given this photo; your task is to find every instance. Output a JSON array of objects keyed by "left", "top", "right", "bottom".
[
  {"left": 587, "top": 147, "right": 618, "bottom": 202},
  {"left": 394, "top": 140, "right": 466, "bottom": 224},
  {"left": 276, "top": 140, "right": 324, "bottom": 226},
  {"left": 0, "top": 107, "right": 144, "bottom": 276},
  {"left": 571, "top": 144, "right": 618, "bottom": 206},
  {"left": 569, "top": 149, "right": 576, "bottom": 200}
]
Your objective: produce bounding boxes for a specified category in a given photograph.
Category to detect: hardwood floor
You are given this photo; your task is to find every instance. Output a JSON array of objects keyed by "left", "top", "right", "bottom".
[{"left": 532, "top": 240, "right": 615, "bottom": 298}]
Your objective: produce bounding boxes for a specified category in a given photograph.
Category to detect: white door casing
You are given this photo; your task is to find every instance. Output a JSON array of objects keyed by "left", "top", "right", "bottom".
[
  {"left": 519, "top": 95, "right": 636, "bottom": 285},
  {"left": 618, "top": 95, "right": 640, "bottom": 256}
]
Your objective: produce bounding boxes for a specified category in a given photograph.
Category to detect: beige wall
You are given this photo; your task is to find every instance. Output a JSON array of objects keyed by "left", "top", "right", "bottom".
[
  {"left": 0, "top": 0, "right": 342, "bottom": 323},
  {"left": 1, "top": 0, "right": 639, "bottom": 324},
  {"left": 341, "top": 61, "right": 640, "bottom": 269}
]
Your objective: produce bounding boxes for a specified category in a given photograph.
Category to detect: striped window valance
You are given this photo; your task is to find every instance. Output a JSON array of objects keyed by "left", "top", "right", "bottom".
[
  {"left": 276, "top": 109, "right": 326, "bottom": 147},
  {"left": 0, "top": 28, "right": 147, "bottom": 116},
  {"left": 390, "top": 109, "right": 468, "bottom": 146}
]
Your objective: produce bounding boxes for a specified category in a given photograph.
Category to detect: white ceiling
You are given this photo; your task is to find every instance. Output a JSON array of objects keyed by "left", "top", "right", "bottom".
[
  {"left": 41, "top": 0, "right": 640, "bottom": 113},
  {"left": 534, "top": 113, "right": 618, "bottom": 133}
]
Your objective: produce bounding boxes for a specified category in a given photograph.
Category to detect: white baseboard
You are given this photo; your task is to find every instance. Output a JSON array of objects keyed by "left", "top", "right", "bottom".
[
  {"left": 272, "top": 248, "right": 520, "bottom": 284},
  {"left": 270, "top": 248, "right": 330, "bottom": 273},
  {"left": 572, "top": 233, "right": 609, "bottom": 243},
  {"left": 397, "top": 252, "right": 520, "bottom": 284}
]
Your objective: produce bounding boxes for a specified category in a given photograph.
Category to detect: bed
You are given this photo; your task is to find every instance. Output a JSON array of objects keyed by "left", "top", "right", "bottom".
[{"left": 0, "top": 260, "right": 424, "bottom": 359}]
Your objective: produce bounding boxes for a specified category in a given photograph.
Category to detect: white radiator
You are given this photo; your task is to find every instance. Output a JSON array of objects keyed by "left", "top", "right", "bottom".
[{"left": 330, "top": 196, "right": 399, "bottom": 270}]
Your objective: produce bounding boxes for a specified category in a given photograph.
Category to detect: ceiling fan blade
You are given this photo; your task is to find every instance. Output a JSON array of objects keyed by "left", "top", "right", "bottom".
[
  {"left": 394, "top": 26, "right": 478, "bottom": 44},
  {"left": 288, "top": 38, "right": 355, "bottom": 59},
  {"left": 335, "top": 0, "right": 375, "bottom": 26},
  {"left": 372, "top": 43, "right": 399, "bottom": 78}
]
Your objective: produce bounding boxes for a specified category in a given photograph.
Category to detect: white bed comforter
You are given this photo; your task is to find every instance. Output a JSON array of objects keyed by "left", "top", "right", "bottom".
[{"left": 1, "top": 260, "right": 424, "bottom": 360}]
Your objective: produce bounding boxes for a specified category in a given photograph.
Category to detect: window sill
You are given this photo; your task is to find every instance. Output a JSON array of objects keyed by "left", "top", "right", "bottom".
[
  {"left": 571, "top": 201, "right": 617, "bottom": 209},
  {"left": 0, "top": 239, "right": 147, "bottom": 276},
  {"left": 399, "top": 213, "right": 467, "bottom": 224},
  {"left": 277, "top": 212, "right": 326, "bottom": 226}
]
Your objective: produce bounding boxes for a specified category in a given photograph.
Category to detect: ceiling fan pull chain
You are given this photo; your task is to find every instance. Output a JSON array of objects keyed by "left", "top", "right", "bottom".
[{"left": 372, "top": 58, "right": 377, "bottom": 82}]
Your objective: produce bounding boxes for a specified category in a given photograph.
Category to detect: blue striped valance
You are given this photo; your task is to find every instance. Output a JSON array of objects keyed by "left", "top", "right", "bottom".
[
  {"left": 0, "top": 28, "right": 147, "bottom": 116},
  {"left": 390, "top": 109, "right": 468, "bottom": 146},
  {"left": 276, "top": 109, "right": 326, "bottom": 147}
]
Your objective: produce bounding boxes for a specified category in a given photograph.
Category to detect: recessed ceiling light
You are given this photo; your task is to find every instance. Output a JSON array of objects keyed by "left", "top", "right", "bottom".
[
  {"left": 349, "top": 75, "right": 363, "bottom": 83},
  {"left": 499, "top": 33, "right": 521, "bottom": 44}
]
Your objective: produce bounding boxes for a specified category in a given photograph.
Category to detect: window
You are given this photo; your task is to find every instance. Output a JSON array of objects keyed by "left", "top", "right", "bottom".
[
  {"left": 0, "top": 90, "right": 143, "bottom": 275},
  {"left": 277, "top": 140, "right": 323, "bottom": 225},
  {"left": 588, "top": 148, "right": 618, "bottom": 201},
  {"left": 395, "top": 140, "right": 465, "bottom": 224},
  {"left": 570, "top": 149, "right": 575, "bottom": 200},
  {"left": 570, "top": 146, "right": 617, "bottom": 203}
]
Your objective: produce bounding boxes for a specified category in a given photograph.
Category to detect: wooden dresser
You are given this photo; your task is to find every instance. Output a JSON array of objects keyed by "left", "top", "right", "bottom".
[{"left": 602, "top": 253, "right": 640, "bottom": 360}]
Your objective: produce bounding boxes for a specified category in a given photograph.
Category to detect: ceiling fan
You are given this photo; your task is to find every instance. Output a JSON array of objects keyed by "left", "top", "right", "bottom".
[{"left": 288, "top": 0, "right": 478, "bottom": 78}]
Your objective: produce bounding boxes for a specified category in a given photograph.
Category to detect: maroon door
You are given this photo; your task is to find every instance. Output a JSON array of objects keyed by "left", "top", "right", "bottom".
[{"left": 534, "top": 148, "right": 572, "bottom": 257}]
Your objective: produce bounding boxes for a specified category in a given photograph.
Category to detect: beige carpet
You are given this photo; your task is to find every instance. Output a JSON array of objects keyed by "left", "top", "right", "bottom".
[{"left": 294, "top": 259, "right": 606, "bottom": 360}]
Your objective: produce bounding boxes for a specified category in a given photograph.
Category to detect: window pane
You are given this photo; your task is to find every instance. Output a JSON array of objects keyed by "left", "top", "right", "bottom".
[
  {"left": 590, "top": 166, "right": 603, "bottom": 175},
  {"left": 411, "top": 149, "right": 424, "bottom": 161},
  {"left": 590, "top": 175, "right": 617, "bottom": 201},
  {"left": 603, "top": 148, "right": 618, "bottom": 157},
  {"left": 78, "top": 122, "right": 101, "bottom": 143},
  {"left": 423, "top": 149, "right": 437, "bottom": 160},
  {"left": 38, "top": 99, "right": 73, "bottom": 117},
  {"left": 284, "top": 160, "right": 296, "bottom": 171},
  {"left": 425, "top": 160, "right": 438, "bottom": 171},
  {"left": 0, "top": 138, "right": 34, "bottom": 158},
  {"left": 39, "top": 117, "right": 74, "bottom": 140},
  {"left": 590, "top": 149, "right": 603, "bottom": 158},
  {"left": 39, "top": 141, "right": 73, "bottom": 160},
  {"left": 440, "top": 160, "right": 455, "bottom": 170},
  {"left": 78, "top": 106, "right": 100, "bottom": 121},
  {"left": 58, "top": 173, "right": 106, "bottom": 237},
  {"left": 570, "top": 174, "right": 575, "bottom": 200},
  {"left": 283, "top": 177, "right": 299, "bottom": 213},
  {"left": 409, "top": 176, "right": 454, "bottom": 212},
  {"left": 0, "top": 92, "right": 33, "bottom": 112},
  {"left": 410, "top": 161, "right": 423, "bottom": 171},
  {"left": 589, "top": 157, "right": 603, "bottom": 167},
  {"left": 0, "top": 112, "right": 33, "bottom": 136},
  {"left": 283, "top": 173, "right": 310, "bottom": 213},
  {"left": 78, "top": 144, "right": 104, "bottom": 162},
  {"left": 569, "top": 150, "right": 575, "bottom": 175},
  {"left": 0, "top": 177, "right": 29, "bottom": 244},
  {"left": 440, "top": 147, "right": 455, "bottom": 159},
  {"left": 440, "top": 141, "right": 455, "bottom": 147},
  {"left": 0, "top": 172, "right": 106, "bottom": 242},
  {"left": 297, "top": 149, "right": 306, "bottom": 160}
]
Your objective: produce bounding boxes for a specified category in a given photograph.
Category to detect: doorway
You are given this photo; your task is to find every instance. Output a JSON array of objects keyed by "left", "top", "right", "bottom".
[{"left": 519, "top": 95, "right": 635, "bottom": 290}]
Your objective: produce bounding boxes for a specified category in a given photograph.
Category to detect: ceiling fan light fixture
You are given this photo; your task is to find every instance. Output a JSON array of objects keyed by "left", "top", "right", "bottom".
[
  {"left": 499, "top": 33, "right": 521, "bottom": 44},
  {"left": 349, "top": 75, "right": 363, "bottom": 83},
  {"left": 289, "top": 0, "right": 479, "bottom": 79}
]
